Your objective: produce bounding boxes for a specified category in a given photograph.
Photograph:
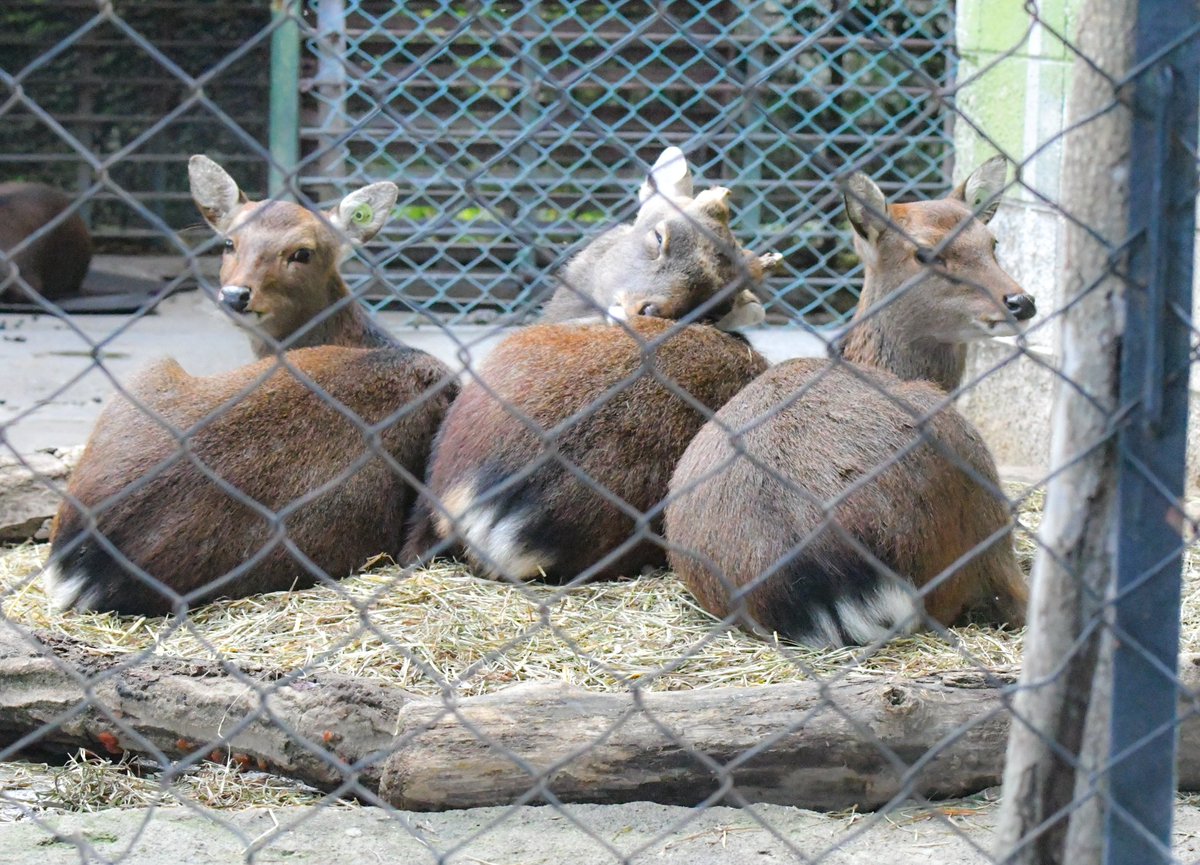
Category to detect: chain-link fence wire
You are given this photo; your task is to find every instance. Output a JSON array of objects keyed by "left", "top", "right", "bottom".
[{"left": 0, "top": 1, "right": 1197, "bottom": 864}]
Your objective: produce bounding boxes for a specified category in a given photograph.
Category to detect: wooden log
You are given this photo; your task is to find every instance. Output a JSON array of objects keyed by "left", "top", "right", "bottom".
[{"left": 2, "top": 627, "right": 1199, "bottom": 813}]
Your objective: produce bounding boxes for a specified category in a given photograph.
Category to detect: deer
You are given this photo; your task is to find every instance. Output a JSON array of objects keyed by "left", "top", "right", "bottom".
[
  {"left": 45, "top": 158, "right": 456, "bottom": 616},
  {"left": 187, "top": 154, "right": 400, "bottom": 356},
  {"left": 404, "top": 148, "right": 775, "bottom": 582},
  {"left": 0, "top": 182, "right": 92, "bottom": 303},
  {"left": 539, "top": 147, "right": 781, "bottom": 330},
  {"left": 664, "top": 156, "right": 1038, "bottom": 648}
]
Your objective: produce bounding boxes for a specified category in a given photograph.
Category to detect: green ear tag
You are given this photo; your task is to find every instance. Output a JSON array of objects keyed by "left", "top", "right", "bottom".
[{"left": 352, "top": 204, "right": 373, "bottom": 225}]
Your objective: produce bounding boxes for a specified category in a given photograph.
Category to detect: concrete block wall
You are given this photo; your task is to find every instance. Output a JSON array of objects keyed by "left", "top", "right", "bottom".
[{"left": 947, "top": 0, "right": 1200, "bottom": 488}]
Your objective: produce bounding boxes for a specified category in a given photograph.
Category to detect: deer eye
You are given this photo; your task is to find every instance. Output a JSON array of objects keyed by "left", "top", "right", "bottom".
[
  {"left": 223, "top": 238, "right": 234, "bottom": 253},
  {"left": 288, "top": 248, "right": 312, "bottom": 264}
]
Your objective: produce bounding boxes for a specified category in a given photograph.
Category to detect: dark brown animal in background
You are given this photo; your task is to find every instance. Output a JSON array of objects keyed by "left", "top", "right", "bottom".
[
  {"left": 188, "top": 154, "right": 400, "bottom": 356},
  {"left": 406, "top": 148, "right": 774, "bottom": 580},
  {"left": 665, "top": 156, "right": 1037, "bottom": 647},
  {"left": 0, "top": 182, "right": 92, "bottom": 303},
  {"left": 47, "top": 157, "right": 455, "bottom": 616}
]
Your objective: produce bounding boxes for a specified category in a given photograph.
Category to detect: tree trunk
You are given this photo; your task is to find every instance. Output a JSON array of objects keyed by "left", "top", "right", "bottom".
[{"left": 994, "top": 3, "right": 1135, "bottom": 863}]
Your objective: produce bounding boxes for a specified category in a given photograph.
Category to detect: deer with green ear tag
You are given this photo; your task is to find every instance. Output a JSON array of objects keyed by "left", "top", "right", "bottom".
[{"left": 188, "top": 154, "right": 401, "bottom": 356}]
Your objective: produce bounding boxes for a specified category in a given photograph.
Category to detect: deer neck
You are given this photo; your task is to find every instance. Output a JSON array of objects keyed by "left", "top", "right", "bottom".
[
  {"left": 840, "top": 276, "right": 966, "bottom": 393},
  {"left": 251, "top": 276, "right": 396, "bottom": 358}
]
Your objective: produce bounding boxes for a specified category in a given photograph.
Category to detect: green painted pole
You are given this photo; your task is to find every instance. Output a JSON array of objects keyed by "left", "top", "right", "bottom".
[{"left": 269, "top": 0, "right": 301, "bottom": 198}]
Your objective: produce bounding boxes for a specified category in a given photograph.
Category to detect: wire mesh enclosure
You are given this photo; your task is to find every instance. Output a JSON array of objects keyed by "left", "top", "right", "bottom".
[{"left": 1, "top": 1, "right": 1198, "bottom": 864}]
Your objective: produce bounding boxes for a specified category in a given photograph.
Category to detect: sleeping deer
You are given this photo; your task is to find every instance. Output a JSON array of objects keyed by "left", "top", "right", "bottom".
[
  {"left": 46, "top": 160, "right": 456, "bottom": 616},
  {"left": 540, "top": 147, "right": 780, "bottom": 330},
  {"left": 405, "top": 148, "right": 774, "bottom": 581},
  {"left": 187, "top": 154, "right": 399, "bottom": 356},
  {"left": 665, "top": 156, "right": 1037, "bottom": 647},
  {"left": 0, "top": 182, "right": 92, "bottom": 303}
]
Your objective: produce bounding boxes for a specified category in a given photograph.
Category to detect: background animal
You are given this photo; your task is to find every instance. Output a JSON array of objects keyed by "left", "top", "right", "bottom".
[
  {"left": 188, "top": 154, "right": 400, "bottom": 356},
  {"left": 0, "top": 182, "right": 92, "bottom": 303},
  {"left": 665, "top": 156, "right": 1036, "bottom": 647}
]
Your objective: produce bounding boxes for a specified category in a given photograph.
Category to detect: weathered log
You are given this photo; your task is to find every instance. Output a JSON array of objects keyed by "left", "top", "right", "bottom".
[
  {"left": 0, "top": 628, "right": 414, "bottom": 794},
  {"left": 0, "top": 447, "right": 80, "bottom": 542},
  {"left": 2, "top": 627, "right": 1199, "bottom": 813}
]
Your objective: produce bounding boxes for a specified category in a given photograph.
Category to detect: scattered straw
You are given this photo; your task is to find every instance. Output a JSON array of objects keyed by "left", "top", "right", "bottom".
[
  {"left": 0, "top": 751, "right": 336, "bottom": 821},
  {"left": 3, "top": 483, "right": 1192, "bottom": 813}
]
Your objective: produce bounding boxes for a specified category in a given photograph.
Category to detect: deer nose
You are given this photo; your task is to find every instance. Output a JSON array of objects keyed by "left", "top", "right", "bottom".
[
  {"left": 219, "top": 285, "right": 251, "bottom": 313},
  {"left": 635, "top": 301, "right": 661, "bottom": 317},
  {"left": 1004, "top": 293, "right": 1036, "bottom": 321}
]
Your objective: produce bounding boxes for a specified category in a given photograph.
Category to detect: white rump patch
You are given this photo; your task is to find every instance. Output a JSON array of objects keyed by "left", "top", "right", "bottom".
[
  {"left": 445, "top": 488, "right": 553, "bottom": 581},
  {"left": 42, "top": 562, "right": 99, "bottom": 612},
  {"left": 835, "top": 581, "right": 921, "bottom": 646}
]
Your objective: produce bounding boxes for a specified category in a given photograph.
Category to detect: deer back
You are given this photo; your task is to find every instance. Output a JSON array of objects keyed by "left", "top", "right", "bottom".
[
  {"left": 407, "top": 317, "right": 768, "bottom": 582},
  {"left": 48, "top": 344, "right": 456, "bottom": 616}
]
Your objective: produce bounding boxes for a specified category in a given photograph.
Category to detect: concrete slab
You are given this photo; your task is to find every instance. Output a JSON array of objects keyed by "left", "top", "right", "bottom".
[
  {"left": 7, "top": 797, "right": 1200, "bottom": 865},
  {"left": 0, "top": 293, "right": 826, "bottom": 457}
]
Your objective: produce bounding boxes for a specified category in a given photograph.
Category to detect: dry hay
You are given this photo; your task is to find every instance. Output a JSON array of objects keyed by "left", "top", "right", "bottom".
[
  {"left": 0, "top": 753, "right": 338, "bottom": 822},
  {"left": 0, "top": 481, "right": 1179, "bottom": 817},
  {"left": 0, "top": 485, "right": 1048, "bottom": 698}
]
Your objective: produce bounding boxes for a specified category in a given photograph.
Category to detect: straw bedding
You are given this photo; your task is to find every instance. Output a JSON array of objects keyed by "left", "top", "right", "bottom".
[{"left": 0, "top": 483, "right": 1193, "bottom": 816}]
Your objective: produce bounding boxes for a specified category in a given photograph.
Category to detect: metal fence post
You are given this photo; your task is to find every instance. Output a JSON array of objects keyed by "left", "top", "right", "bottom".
[
  {"left": 269, "top": 0, "right": 302, "bottom": 198},
  {"left": 1106, "top": 1, "right": 1200, "bottom": 863}
]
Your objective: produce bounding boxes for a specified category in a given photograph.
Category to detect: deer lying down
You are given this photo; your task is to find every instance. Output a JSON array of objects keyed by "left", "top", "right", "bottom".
[
  {"left": 540, "top": 147, "right": 781, "bottom": 330},
  {"left": 47, "top": 346, "right": 452, "bottom": 616},
  {"left": 665, "top": 157, "right": 1037, "bottom": 647},
  {"left": 0, "top": 182, "right": 92, "bottom": 303},
  {"left": 187, "top": 154, "right": 400, "bottom": 356},
  {"left": 47, "top": 159, "right": 456, "bottom": 616},
  {"left": 405, "top": 148, "right": 773, "bottom": 581}
]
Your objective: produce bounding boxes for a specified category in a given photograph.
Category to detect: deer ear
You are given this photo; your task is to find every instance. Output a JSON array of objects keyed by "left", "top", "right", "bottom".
[
  {"left": 952, "top": 155, "right": 1008, "bottom": 223},
  {"left": 329, "top": 182, "right": 399, "bottom": 245},
  {"left": 639, "top": 146, "right": 693, "bottom": 203},
  {"left": 189, "top": 155, "right": 246, "bottom": 232},
  {"left": 843, "top": 172, "right": 888, "bottom": 241}
]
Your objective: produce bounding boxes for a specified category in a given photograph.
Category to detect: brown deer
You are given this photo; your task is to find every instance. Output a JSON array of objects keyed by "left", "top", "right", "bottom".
[
  {"left": 540, "top": 147, "right": 780, "bottom": 329},
  {"left": 47, "top": 159, "right": 456, "bottom": 616},
  {"left": 665, "top": 156, "right": 1037, "bottom": 647},
  {"left": 405, "top": 149, "right": 773, "bottom": 581},
  {"left": 187, "top": 155, "right": 400, "bottom": 356},
  {"left": 0, "top": 182, "right": 92, "bottom": 303}
]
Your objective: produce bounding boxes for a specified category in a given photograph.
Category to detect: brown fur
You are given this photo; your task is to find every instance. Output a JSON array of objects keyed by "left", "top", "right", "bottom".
[
  {"left": 665, "top": 161, "right": 1032, "bottom": 647},
  {"left": 0, "top": 182, "right": 92, "bottom": 302},
  {"left": 407, "top": 317, "right": 768, "bottom": 581},
  {"left": 49, "top": 346, "right": 454, "bottom": 616},
  {"left": 47, "top": 158, "right": 453, "bottom": 615},
  {"left": 213, "top": 200, "right": 394, "bottom": 356},
  {"left": 188, "top": 155, "right": 398, "bottom": 357}
]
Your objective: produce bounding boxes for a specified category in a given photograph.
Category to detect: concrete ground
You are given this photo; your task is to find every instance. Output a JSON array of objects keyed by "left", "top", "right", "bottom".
[
  {"left": 4, "top": 797, "right": 1200, "bottom": 865},
  {"left": 0, "top": 284, "right": 825, "bottom": 457}
]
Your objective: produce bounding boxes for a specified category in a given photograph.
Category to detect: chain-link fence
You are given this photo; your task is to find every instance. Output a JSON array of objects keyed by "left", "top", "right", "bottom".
[{"left": 0, "top": 1, "right": 1197, "bottom": 864}]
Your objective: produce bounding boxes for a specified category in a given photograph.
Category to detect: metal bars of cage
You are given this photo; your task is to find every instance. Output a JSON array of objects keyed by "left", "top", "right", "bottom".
[{"left": 294, "top": 0, "right": 957, "bottom": 326}]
